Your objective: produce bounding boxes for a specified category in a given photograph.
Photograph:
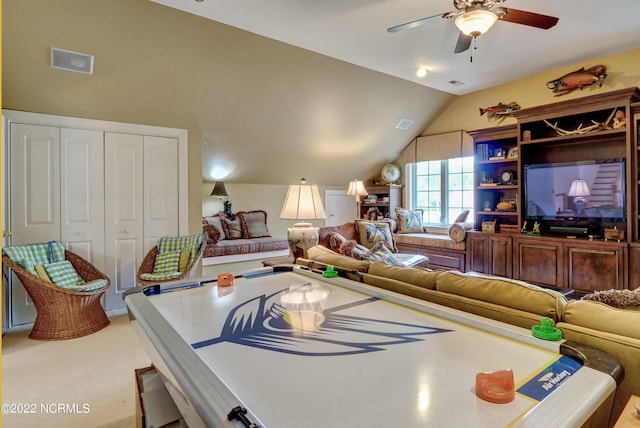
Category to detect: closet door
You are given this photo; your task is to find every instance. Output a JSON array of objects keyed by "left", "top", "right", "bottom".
[
  {"left": 8, "top": 123, "right": 60, "bottom": 325},
  {"left": 143, "top": 135, "right": 179, "bottom": 251},
  {"left": 60, "top": 128, "right": 105, "bottom": 271},
  {"left": 104, "top": 132, "right": 144, "bottom": 309}
]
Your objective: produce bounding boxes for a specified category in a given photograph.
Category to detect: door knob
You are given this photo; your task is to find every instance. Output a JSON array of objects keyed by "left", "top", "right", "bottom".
[{"left": 2, "top": 231, "right": 12, "bottom": 237}]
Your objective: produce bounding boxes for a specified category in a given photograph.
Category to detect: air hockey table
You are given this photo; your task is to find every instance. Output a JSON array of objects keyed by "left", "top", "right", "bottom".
[{"left": 125, "top": 265, "right": 619, "bottom": 428}]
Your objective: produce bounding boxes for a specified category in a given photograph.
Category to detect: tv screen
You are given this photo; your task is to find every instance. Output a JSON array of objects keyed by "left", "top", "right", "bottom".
[{"left": 524, "top": 159, "right": 626, "bottom": 221}]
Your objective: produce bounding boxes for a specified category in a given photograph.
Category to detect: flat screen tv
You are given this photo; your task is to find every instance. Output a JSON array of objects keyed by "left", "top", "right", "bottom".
[{"left": 524, "top": 159, "right": 626, "bottom": 226}]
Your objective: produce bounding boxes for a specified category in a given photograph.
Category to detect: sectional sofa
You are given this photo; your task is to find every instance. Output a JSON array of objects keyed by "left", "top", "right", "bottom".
[{"left": 300, "top": 223, "right": 640, "bottom": 426}]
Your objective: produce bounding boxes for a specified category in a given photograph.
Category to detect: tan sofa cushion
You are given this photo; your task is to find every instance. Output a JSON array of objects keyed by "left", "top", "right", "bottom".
[
  {"left": 435, "top": 271, "right": 567, "bottom": 321},
  {"left": 367, "top": 261, "right": 440, "bottom": 290},
  {"left": 305, "top": 245, "right": 371, "bottom": 272},
  {"left": 562, "top": 300, "right": 640, "bottom": 340}
]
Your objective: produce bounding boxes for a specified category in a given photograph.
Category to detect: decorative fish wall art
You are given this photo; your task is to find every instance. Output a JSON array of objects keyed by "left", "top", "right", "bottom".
[
  {"left": 479, "top": 102, "right": 521, "bottom": 122},
  {"left": 546, "top": 65, "right": 607, "bottom": 96}
]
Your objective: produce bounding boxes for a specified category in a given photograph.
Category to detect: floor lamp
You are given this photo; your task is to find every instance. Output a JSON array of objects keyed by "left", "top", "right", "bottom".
[
  {"left": 279, "top": 178, "right": 326, "bottom": 260},
  {"left": 346, "top": 180, "right": 368, "bottom": 219}
]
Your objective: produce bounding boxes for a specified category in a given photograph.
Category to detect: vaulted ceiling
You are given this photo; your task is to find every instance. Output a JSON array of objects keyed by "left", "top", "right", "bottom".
[{"left": 151, "top": 0, "right": 640, "bottom": 95}]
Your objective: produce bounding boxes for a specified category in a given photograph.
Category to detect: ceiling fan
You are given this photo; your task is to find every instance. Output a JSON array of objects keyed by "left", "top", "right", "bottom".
[{"left": 388, "top": 0, "right": 559, "bottom": 54}]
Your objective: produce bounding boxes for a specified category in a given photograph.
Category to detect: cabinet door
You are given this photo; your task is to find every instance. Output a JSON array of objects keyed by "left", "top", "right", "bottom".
[
  {"left": 466, "top": 233, "right": 488, "bottom": 273},
  {"left": 143, "top": 135, "right": 179, "bottom": 251},
  {"left": 466, "top": 233, "right": 512, "bottom": 277},
  {"left": 513, "top": 237, "right": 563, "bottom": 287},
  {"left": 9, "top": 123, "right": 60, "bottom": 325},
  {"left": 61, "top": 128, "right": 105, "bottom": 271},
  {"left": 489, "top": 235, "right": 512, "bottom": 278},
  {"left": 564, "top": 242, "right": 627, "bottom": 291},
  {"left": 104, "top": 132, "right": 144, "bottom": 310}
]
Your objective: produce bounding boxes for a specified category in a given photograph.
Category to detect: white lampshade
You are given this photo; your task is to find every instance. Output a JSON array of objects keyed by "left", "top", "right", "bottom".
[
  {"left": 568, "top": 179, "right": 591, "bottom": 198},
  {"left": 455, "top": 8, "right": 498, "bottom": 36},
  {"left": 280, "top": 179, "right": 326, "bottom": 260},
  {"left": 280, "top": 179, "right": 326, "bottom": 224},
  {"left": 346, "top": 180, "right": 368, "bottom": 197}
]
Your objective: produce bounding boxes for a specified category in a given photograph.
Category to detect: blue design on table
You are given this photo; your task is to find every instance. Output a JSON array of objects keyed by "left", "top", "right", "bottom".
[{"left": 192, "top": 288, "right": 452, "bottom": 356}]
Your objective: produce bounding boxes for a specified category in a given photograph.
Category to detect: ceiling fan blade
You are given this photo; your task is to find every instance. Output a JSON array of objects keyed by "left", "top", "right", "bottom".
[
  {"left": 500, "top": 8, "right": 559, "bottom": 29},
  {"left": 454, "top": 32, "right": 472, "bottom": 53},
  {"left": 387, "top": 12, "right": 445, "bottom": 33}
]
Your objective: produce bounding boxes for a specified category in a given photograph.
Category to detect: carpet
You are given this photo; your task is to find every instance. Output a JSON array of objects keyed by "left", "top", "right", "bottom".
[{"left": 2, "top": 314, "right": 151, "bottom": 428}]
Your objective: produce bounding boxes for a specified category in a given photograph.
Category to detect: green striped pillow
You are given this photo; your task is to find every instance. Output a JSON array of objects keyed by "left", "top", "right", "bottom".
[
  {"left": 44, "top": 260, "right": 84, "bottom": 288},
  {"left": 152, "top": 250, "right": 181, "bottom": 275}
]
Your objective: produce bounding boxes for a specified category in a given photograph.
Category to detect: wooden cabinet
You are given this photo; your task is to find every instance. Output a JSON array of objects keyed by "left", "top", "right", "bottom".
[
  {"left": 466, "top": 231, "right": 512, "bottom": 277},
  {"left": 512, "top": 235, "right": 627, "bottom": 292},
  {"left": 359, "top": 185, "right": 402, "bottom": 219},
  {"left": 469, "top": 125, "right": 519, "bottom": 232},
  {"left": 514, "top": 87, "right": 640, "bottom": 239},
  {"left": 564, "top": 240, "right": 627, "bottom": 291},
  {"left": 512, "top": 235, "right": 564, "bottom": 287}
]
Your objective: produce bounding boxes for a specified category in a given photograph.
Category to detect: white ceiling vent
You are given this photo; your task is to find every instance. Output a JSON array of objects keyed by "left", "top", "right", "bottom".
[
  {"left": 51, "top": 47, "right": 94, "bottom": 74},
  {"left": 395, "top": 119, "right": 414, "bottom": 130}
]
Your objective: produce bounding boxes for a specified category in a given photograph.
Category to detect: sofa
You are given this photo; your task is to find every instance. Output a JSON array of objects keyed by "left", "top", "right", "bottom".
[
  {"left": 299, "top": 224, "right": 640, "bottom": 426},
  {"left": 314, "top": 220, "right": 429, "bottom": 268},
  {"left": 202, "top": 211, "right": 289, "bottom": 265}
]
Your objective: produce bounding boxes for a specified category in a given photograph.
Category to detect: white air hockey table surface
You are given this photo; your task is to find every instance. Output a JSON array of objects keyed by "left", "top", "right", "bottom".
[{"left": 125, "top": 266, "right": 617, "bottom": 428}]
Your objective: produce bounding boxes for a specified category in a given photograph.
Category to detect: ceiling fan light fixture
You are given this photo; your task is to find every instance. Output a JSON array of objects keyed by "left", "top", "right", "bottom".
[{"left": 455, "top": 8, "right": 498, "bottom": 36}]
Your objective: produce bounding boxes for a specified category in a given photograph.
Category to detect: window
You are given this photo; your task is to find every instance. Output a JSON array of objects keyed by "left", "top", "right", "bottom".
[{"left": 407, "top": 156, "right": 474, "bottom": 225}]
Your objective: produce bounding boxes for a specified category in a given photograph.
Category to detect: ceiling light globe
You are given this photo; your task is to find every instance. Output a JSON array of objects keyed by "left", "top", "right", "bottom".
[
  {"left": 455, "top": 8, "right": 498, "bottom": 36},
  {"left": 416, "top": 68, "right": 428, "bottom": 78}
]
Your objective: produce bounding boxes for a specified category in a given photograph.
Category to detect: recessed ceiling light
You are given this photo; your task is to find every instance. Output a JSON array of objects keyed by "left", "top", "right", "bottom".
[
  {"left": 448, "top": 80, "right": 465, "bottom": 86},
  {"left": 416, "top": 68, "right": 428, "bottom": 78}
]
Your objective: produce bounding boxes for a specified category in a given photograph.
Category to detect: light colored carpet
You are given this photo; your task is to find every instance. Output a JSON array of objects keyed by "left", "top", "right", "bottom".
[{"left": 2, "top": 314, "right": 151, "bottom": 428}]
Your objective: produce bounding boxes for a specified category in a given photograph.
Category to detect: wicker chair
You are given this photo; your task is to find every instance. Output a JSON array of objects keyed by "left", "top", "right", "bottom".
[
  {"left": 2, "top": 250, "right": 111, "bottom": 341},
  {"left": 136, "top": 234, "right": 206, "bottom": 286}
]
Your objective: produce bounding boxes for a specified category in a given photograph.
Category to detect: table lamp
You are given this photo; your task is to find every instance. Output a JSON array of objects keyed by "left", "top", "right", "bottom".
[
  {"left": 210, "top": 181, "right": 233, "bottom": 219},
  {"left": 568, "top": 179, "right": 590, "bottom": 214},
  {"left": 280, "top": 178, "right": 326, "bottom": 260},
  {"left": 346, "top": 180, "right": 368, "bottom": 218}
]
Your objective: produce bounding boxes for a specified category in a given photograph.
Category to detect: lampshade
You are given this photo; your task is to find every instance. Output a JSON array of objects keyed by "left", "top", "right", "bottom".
[
  {"left": 568, "top": 179, "right": 591, "bottom": 198},
  {"left": 280, "top": 179, "right": 326, "bottom": 223},
  {"left": 455, "top": 8, "right": 498, "bottom": 36},
  {"left": 210, "top": 181, "right": 228, "bottom": 199},
  {"left": 346, "top": 180, "right": 368, "bottom": 197}
]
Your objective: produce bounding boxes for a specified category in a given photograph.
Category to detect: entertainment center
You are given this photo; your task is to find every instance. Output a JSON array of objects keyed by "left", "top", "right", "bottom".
[{"left": 467, "top": 87, "right": 640, "bottom": 292}]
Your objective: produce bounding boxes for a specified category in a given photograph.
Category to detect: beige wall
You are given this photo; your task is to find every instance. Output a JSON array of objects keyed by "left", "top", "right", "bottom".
[
  {"left": 2, "top": 0, "right": 452, "bottom": 235},
  {"left": 424, "top": 48, "right": 640, "bottom": 135}
]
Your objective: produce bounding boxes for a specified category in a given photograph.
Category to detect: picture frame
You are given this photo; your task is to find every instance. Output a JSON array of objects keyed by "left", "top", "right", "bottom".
[{"left": 507, "top": 147, "right": 519, "bottom": 159}]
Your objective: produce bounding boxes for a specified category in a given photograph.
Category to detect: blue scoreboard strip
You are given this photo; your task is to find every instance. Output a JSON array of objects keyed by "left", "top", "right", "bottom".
[{"left": 517, "top": 356, "right": 582, "bottom": 402}]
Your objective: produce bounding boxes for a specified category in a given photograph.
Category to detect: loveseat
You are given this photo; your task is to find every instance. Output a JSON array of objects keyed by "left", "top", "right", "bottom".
[
  {"left": 300, "top": 224, "right": 640, "bottom": 426},
  {"left": 202, "top": 210, "right": 289, "bottom": 265}
]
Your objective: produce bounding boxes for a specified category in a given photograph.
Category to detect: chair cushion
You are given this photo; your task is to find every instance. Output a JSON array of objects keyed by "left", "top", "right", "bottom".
[
  {"left": 62, "top": 279, "right": 109, "bottom": 292},
  {"left": 34, "top": 264, "right": 52, "bottom": 282},
  {"left": 44, "top": 260, "right": 84, "bottom": 287},
  {"left": 3, "top": 242, "right": 66, "bottom": 276},
  {"left": 139, "top": 272, "right": 182, "bottom": 282},
  {"left": 178, "top": 249, "right": 191, "bottom": 272},
  {"left": 152, "top": 250, "right": 181, "bottom": 274},
  {"left": 158, "top": 234, "right": 204, "bottom": 266}
]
